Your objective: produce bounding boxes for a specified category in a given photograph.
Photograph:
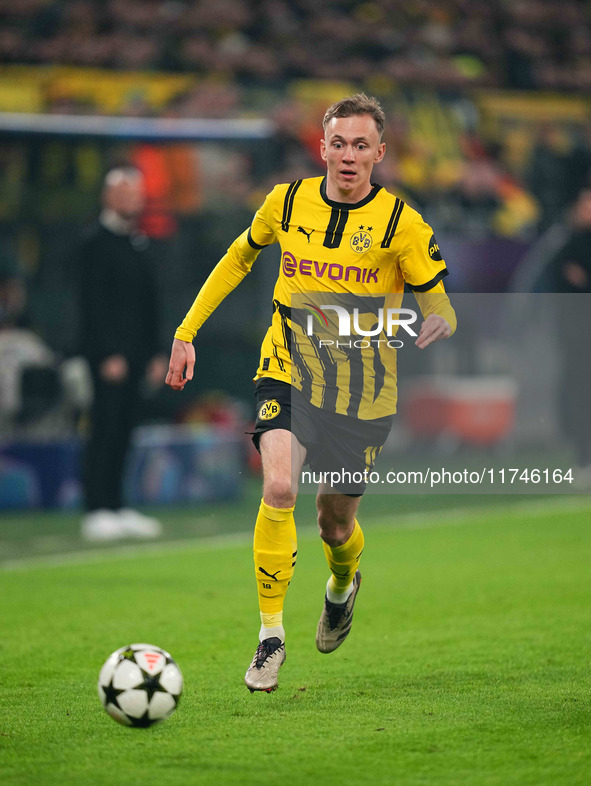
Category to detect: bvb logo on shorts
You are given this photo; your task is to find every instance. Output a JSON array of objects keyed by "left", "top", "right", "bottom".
[
  {"left": 259, "top": 399, "right": 281, "bottom": 421},
  {"left": 350, "top": 229, "right": 373, "bottom": 253}
]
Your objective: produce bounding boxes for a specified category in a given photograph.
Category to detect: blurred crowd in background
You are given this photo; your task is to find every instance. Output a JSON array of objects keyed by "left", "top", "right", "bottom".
[{"left": 2, "top": 0, "right": 591, "bottom": 91}]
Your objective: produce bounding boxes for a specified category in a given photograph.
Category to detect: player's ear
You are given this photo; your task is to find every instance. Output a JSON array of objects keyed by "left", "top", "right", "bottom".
[
  {"left": 320, "top": 138, "right": 327, "bottom": 162},
  {"left": 375, "top": 142, "right": 386, "bottom": 163}
]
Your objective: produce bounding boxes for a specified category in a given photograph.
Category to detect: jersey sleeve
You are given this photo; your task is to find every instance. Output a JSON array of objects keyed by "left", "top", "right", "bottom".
[
  {"left": 174, "top": 188, "right": 280, "bottom": 342},
  {"left": 246, "top": 185, "right": 279, "bottom": 249},
  {"left": 414, "top": 286, "right": 457, "bottom": 335},
  {"left": 398, "top": 208, "right": 449, "bottom": 292}
]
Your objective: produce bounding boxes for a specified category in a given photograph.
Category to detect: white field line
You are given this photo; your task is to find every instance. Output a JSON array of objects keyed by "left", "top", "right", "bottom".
[{"left": 1, "top": 495, "right": 590, "bottom": 574}]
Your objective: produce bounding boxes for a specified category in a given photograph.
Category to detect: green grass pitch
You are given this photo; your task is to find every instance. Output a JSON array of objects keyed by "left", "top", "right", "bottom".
[{"left": 1, "top": 493, "right": 590, "bottom": 785}]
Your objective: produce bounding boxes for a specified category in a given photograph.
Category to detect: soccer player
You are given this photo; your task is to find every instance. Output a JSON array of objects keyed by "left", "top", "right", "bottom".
[{"left": 166, "top": 94, "right": 456, "bottom": 692}]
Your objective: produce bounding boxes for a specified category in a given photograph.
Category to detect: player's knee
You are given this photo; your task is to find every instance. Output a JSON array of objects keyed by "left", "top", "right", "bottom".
[
  {"left": 317, "top": 508, "right": 352, "bottom": 547},
  {"left": 263, "top": 478, "right": 296, "bottom": 510},
  {"left": 318, "top": 525, "right": 349, "bottom": 548}
]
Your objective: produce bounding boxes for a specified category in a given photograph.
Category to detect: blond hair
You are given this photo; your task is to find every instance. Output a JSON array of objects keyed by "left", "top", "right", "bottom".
[{"left": 322, "top": 93, "right": 385, "bottom": 138}]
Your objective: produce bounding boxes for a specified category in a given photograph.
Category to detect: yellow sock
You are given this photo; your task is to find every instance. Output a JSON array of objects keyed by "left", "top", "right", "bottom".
[
  {"left": 253, "top": 499, "right": 297, "bottom": 626},
  {"left": 323, "top": 519, "right": 364, "bottom": 596}
]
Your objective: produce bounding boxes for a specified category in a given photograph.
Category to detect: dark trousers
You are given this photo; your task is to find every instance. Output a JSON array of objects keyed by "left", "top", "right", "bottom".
[
  {"left": 84, "top": 369, "right": 141, "bottom": 512},
  {"left": 557, "top": 297, "right": 591, "bottom": 466}
]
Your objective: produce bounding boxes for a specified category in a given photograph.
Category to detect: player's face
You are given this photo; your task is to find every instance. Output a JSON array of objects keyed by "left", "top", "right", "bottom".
[{"left": 320, "top": 114, "right": 386, "bottom": 203}]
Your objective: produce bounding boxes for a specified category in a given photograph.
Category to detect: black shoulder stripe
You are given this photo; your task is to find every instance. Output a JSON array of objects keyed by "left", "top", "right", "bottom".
[
  {"left": 247, "top": 227, "right": 267, "bottom": 250},
  {"left": 380, "top": 198, "right": 405, "bottom": 248},
  {"left": 281, "top": 180, "right": 302, "bottom": 232},
  {"left": 407, "top": 268, "right": 449, "bottom": 292}
]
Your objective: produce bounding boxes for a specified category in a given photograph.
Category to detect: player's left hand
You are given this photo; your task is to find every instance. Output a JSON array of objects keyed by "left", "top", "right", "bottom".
[{"left": 415, "top": 313, "right": 452, "bottom": 349}]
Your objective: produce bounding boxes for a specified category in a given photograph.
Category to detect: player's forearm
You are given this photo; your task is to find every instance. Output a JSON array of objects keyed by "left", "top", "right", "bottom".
[
  {"left": 414, "top": 286, "right": 457, "bottom": 335},
  {"left": 175, "top": 231, "right": 258, "bottom": 341}
]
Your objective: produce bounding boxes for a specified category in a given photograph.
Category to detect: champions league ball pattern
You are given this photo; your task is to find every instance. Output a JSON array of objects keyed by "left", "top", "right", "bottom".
[{"left": 98, "top": 643, "right": 183, "bottom": 727}]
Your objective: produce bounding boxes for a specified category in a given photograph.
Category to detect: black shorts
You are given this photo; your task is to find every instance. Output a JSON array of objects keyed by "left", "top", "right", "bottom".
[{"left": 253, "top": 378, "right": 393, "bottom": 495}]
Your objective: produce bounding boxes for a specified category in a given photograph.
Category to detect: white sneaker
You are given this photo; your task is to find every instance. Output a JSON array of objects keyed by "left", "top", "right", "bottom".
[
  {"left": 81, "top": 509, "right": 126, "bottom": 542},
  {"left": 117, "top": 508, "right": 162, "bottom": 539}
]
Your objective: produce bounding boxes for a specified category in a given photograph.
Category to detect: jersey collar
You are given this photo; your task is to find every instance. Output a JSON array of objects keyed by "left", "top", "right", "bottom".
[{"left": 320, "top": 177, "right": 383, "bottom": 210}]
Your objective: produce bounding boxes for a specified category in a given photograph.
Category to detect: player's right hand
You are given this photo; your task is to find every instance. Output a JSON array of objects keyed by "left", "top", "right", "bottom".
[{"left": 165, "top": 338, "right": 195, "bottom": 391}]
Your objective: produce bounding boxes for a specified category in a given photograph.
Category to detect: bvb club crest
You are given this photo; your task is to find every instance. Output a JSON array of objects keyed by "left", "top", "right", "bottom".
[
  {"left": 259, "top": 399, "right": 281, "bottom": 420},
  {"left": 350, "top": 226, "right": 373, "bottom": 253}
]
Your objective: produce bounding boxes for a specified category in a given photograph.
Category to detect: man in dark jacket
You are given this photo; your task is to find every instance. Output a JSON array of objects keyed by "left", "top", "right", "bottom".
[{"left": 78, "top": 166, "right": 166, "bottom": 540}]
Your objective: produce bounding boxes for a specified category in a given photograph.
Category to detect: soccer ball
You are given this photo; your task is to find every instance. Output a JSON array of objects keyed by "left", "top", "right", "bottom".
[{"left": 98, "top": 643, "right": 183, "bottom": 727}]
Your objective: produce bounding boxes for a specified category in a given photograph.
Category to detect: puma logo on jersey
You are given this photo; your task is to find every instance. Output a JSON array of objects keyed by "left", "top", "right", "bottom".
[{"left": 298, "top": 226, "right": 314, "bottom": 243}]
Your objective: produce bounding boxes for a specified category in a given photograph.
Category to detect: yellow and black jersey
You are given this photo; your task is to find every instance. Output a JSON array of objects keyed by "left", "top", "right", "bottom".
[{"left": 176, "top": 176, "right": 456, "bottom": 420}]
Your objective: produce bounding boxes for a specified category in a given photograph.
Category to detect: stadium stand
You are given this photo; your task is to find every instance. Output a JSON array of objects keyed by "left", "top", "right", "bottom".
[{"left": 1, "top": 1, "right": 591, "bottom": 92}]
